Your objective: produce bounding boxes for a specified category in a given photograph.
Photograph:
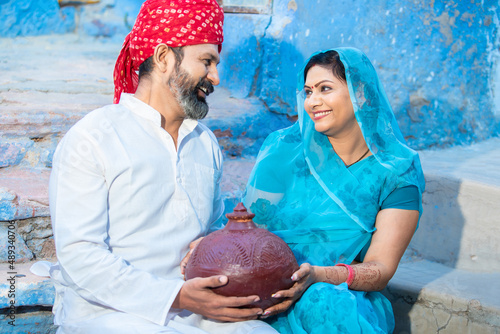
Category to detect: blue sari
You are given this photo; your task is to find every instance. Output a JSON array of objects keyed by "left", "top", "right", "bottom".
[{"left": 243, "top": 47, "right": 425, "bottom": 333}]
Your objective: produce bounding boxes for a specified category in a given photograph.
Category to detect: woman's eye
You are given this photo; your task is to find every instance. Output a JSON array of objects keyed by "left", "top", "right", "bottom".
[
  {"left": 321, "top": 85, "right": 332, "bottom": 92},
  {"left": 304, "top": 90, "right": 312, "bottom": 97}
]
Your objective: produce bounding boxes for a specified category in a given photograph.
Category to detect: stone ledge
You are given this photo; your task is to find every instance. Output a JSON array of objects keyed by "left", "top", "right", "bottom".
[
  {"left": 0, "top": 168, "right": 53, "bottom": 262},
  {"left": 384, "top": 260, "right": 500, "bottom": 333},
  {"left": 0, "top": 261, "right": 56, "bottom": 334},
  {"left": 0, "top": 167, "right": 50, "bottom": 222},
  {"left": 0, "top": 34, "right": 291, "bottom": 168},
  {"left": 0, "top": 159, "right": 255, "bottom": 262},
  {"left": 0, "top": 261, "right": 55, "bottom": 309},
  {"left": 413, "top": 137, "right": 500, "bottom": 272},
  {"left": 0, "top": 159, "right": 254, "bottom": 221},
  {"left": 0, "top": 308, "right": 57, "bottom": 334},
  {"left": 418, "top": 137, "right": 500, "bottom": 188},
  {"left": 1, "top": 93, "right": 107, "bottom": 139},
  {"left": 0, "top": 168, "right": 50, "bottom": 213},
  {"left": 0, "top": 35, "right": 118, "bottom": 96}
]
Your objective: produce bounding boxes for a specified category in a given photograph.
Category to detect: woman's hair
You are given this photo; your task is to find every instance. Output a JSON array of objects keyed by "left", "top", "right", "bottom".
[{"left": 303, "top": 50, "right": 346, "bottom": 83}]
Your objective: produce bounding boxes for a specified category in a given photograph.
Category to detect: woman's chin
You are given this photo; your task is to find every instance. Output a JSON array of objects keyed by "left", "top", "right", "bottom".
[{"left": 314, "top": 124, "right": 331, "bottom": 135}]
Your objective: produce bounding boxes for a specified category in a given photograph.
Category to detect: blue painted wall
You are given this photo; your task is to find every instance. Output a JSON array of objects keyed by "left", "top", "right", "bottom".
[
  {"left": 0, "top": 0, "right": 141, "bottom": 39},
  {"left": 0, "top": 0, "right": 75, "bottom": 37},
  {"left": 0, "top": 0, "right": 499, "bottom": 149},
  {"left": 219, "top": 0, "right": 500, "bottom": 149},
  {"left": 77, "top": 0, "right": 142, "bottom": 39}
]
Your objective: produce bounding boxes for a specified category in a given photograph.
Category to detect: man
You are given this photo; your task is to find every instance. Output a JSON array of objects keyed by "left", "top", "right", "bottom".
[{"left": 49, "top": 1, "right": 277, "bottom": 333}]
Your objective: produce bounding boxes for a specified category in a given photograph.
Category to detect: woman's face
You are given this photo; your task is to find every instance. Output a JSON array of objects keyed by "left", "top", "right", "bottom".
[{"left": 304, "top": 65, "right": 357, "bottom": 139}]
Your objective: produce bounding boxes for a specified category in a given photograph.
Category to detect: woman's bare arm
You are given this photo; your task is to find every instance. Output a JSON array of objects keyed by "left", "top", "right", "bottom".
[{"left": 316, "top": 208, "right": 419, "bottom": 291}]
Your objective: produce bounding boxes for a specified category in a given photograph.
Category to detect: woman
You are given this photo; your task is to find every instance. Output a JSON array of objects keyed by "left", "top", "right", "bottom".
[{"left": 242, "top": 47, "right": 425, "bottom": 333}]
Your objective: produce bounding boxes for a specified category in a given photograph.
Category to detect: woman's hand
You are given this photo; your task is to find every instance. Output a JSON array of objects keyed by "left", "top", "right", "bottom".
[
  {"left": 260, "top": 263, "right": 317, "bottom": 319},
  {"left": 180, "top": 237, "right": 204, "bottom": 276}
]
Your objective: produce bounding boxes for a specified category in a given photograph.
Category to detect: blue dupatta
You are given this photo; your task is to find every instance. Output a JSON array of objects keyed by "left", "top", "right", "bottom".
[{"left": 243, "top": 47, "right": 424, "bottom": 333}]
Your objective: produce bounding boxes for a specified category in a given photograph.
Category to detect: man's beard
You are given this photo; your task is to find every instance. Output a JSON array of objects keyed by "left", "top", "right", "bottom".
[{"left": 168, "top": 67, "right": 214, "bottom": 120}]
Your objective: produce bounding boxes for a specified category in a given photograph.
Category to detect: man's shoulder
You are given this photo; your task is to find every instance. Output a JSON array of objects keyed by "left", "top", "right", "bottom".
[
  {"left": 190, "top": 122, "right": 222, "bottom": 168},
  {"left": 195, "top": 121, "right": 219, "bottom": 144},
  {"left": 57, "top": 104, "right": 131, "bottom": 150},
  {"left": 79, "top": 104, "right": 128, "bottom": 125},
  {"left": 68, "top": 103, "right": 129, "bottom": 133}
]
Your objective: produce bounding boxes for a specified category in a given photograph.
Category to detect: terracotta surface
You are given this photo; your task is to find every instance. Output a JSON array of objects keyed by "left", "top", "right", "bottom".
[{"left": 185, "top": 203, "right": 299, "bottom": 310}]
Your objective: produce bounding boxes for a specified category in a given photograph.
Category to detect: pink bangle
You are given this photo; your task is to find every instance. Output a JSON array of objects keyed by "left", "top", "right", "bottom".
[{"left": 335, "top": 263, "right": 355, "bottom": 287}]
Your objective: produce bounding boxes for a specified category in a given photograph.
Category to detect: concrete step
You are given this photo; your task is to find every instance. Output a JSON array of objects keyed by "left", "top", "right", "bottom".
[
  {"left": 0, "top": 158, "right": 255, "bottom": 263},
  {"left": 0, "top": 167, "right": 53, "bottom": 264},
  {"left": 0, "top": 35, "right": 117, "bottom": 170},
  {"left": 385, "top": 138, "right": 500, "bottom": 333},
  {"left": 0, "top": 35, "right": 116, "bottom": 96},
  {"left": 0, "top": 34, "right": 291, "bottom": 170},
  {"left": 384, "top": 259, "right": 500, "bottom": 334},
  {"left": 412, "top": 138, "right": 500, "bottom": 273}
]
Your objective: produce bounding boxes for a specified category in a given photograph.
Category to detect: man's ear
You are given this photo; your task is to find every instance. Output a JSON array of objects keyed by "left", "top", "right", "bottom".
[{"left": 153, "top": 44, "right": 174, "bottom": 73}]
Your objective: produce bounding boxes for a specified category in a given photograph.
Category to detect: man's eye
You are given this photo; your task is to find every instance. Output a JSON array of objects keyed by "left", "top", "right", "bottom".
[{"left": 203, "top": 59, "right": 211, "bottom": 66}]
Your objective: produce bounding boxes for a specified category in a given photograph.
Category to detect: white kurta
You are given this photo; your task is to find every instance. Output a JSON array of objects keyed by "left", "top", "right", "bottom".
[{"left": 49, "top": 94, "right": 276, "bottom": 334}]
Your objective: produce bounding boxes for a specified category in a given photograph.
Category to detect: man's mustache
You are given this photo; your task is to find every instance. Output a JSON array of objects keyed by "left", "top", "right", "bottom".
[{"left": 196, "top": 79, "right": 214, "bottom": 96}]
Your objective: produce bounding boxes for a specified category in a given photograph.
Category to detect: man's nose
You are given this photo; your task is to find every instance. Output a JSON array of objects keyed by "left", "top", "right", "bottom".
[{"left": 207, "top": 66, "right": 220, "bottom": 86}]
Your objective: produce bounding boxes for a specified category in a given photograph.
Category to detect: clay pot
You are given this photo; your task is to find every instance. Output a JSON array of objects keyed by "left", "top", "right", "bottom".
[{"left": 185, "top": 202, "right": 299, "bottom": 310}]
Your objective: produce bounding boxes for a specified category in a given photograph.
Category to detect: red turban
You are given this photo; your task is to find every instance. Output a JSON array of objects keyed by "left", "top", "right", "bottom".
[{"left": 113, "top": 0, "right": 224, "bottom": 103}]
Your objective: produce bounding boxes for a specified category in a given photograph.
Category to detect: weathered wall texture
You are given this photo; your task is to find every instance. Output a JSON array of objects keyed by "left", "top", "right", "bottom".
[
  {"left": 0, "top": 0, "right": 140, "bottom": 39},
  {"left": 220, "top": 0, "right": 500, "bottom": 149},
  {"left": 0, "top": 0, "right": 499, "bottom": 149},
  {"left": 0, "top": 0, "right": 75, "bottom": 37}
]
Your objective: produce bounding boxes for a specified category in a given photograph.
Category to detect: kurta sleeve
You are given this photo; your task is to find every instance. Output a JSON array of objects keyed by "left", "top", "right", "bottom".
[
  {"left": 205, "top": 133, "right": 225, "bottom": 233},
  {"left": 49, "top": 127, "right": 184, "bottom": 325}
]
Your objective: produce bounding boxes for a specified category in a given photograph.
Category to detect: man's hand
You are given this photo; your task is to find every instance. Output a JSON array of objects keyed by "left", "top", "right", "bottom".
[
  {"left": 180, "top": 237, "right": 204, "bottom": 276},
  {"left": 260, "top": 263, "right": 317, "bottom": 319},
  {"left": 173, "top": 275, "right": 263, "bottom": 322}
]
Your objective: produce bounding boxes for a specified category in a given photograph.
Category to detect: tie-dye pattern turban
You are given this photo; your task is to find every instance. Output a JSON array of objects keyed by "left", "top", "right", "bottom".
[{"left": 113, "top": 0, "right": 224, "bottom": 103}]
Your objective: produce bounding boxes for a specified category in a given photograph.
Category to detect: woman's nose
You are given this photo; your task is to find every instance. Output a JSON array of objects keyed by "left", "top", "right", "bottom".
[{"left": 307, "top": 91, "right": 321, "bottom": 109}]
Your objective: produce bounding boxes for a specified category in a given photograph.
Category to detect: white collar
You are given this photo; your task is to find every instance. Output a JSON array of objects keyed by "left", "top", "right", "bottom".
[{"left": 119, "top": 93, "right": 199, "bottom": 133}]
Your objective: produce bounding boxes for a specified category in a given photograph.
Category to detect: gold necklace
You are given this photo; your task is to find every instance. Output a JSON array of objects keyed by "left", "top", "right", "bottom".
[{"left": 345, "top": 148, "right": 370, "bottom": 167}]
